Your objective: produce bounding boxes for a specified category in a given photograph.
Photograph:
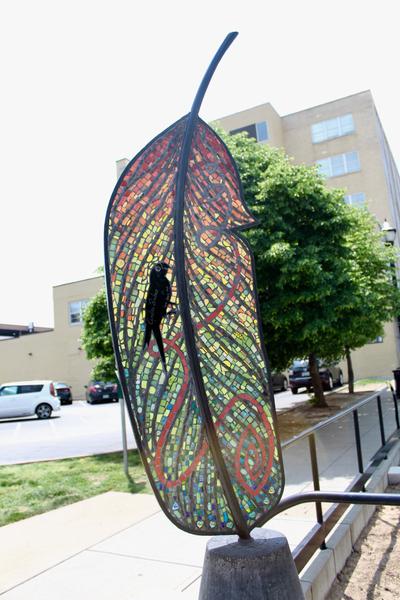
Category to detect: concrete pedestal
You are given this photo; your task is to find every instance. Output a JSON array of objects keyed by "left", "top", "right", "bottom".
[{"left": 198, "top": 528, "right": 304, "bottom": 600}]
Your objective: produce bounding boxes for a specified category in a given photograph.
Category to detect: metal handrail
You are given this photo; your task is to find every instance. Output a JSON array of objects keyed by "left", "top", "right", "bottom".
[
  {"left": 272, "top": 383, "right": 400, "bottom": 572},
  {"left": 281, "top": 387, "right": 387, "bottom": 449}
]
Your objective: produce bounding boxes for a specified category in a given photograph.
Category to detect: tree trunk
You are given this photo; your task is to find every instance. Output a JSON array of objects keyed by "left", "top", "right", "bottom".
[
  {"left": 345, "top": 346, "right": 354, "bottom": 394},
  {"left": 309, "top": 352, "right": 328, "bottom": 407}
]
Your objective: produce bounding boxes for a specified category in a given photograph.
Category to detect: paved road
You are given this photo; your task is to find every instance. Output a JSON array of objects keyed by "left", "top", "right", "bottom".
[
  {"left": 0, "top": 401, "right": 137, "bottom": 465},
  {"left": 0, "top": 389, "right": 308, "bottom": 465}
]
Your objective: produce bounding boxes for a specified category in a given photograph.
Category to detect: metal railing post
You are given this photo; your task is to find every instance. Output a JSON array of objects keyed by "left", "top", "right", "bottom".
[
  {"left": 275, "top": 386, "right": 399, "bottom": 571},
  {"left": 352, "top": 409, "right": 364, "bottom": 473},
  {"left": 308, "top": 433, "right": 326, "bottom": 548},
  {"left": 390, "top": 386, "right": 400, "bottom": 430},
  {"left": 376, "top": 395, "right": 386, "bottom": 446}
]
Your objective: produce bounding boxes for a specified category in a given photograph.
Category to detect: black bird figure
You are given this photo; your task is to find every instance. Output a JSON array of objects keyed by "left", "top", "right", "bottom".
[{"left": 143, "top": 262, "right": 174, "bottom": 371}]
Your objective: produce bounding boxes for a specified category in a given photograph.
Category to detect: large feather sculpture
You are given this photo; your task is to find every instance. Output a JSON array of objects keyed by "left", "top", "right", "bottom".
[{"left": 104, "top": 32, "right": 284, "bottom": 538}]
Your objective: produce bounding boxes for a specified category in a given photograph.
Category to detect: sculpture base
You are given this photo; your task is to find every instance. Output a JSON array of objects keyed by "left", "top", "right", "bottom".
[{"left": 198, "top": 528, "right": 304, "bottom": 600}]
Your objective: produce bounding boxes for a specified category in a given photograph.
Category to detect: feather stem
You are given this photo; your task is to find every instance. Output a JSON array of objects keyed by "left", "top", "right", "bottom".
[{"left": 174, "top": 32, "right": 251, "bottom": 539}]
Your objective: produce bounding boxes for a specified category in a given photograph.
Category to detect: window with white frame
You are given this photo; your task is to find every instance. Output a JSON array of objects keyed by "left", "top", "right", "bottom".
[
  {"left": 311, "top": 114, "right": 354, "bottom": 143},
  {"left": 344, "top": 192, "right": 366, "bottom": 207},
  {"left": 316, "top": 151, "right": 360, "bottom": 178},
  {"left": 68, "top": 299, "right": 89, "bottom": 325}
]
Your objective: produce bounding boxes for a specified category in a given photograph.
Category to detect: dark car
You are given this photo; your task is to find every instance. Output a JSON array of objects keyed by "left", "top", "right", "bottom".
[
  {"left": 288, "top": 359, "right": 343, "bottom": 395},
  {"left": 54, "top": 382, "right": 73, "bottom": 405},
  {"left": 271, "top": 372, "right": 289, "bottom": 392},
  {"left": 85, "top": 381, "right": 118, "bottom": 404}
]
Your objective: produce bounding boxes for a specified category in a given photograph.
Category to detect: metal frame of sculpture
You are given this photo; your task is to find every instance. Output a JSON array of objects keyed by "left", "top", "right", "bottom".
[
  {"left": 104, "top": 32, "right": 284, "bottom": 539},
  {"left": 105, "top": 32, "right": 400, "bottom": 542}
]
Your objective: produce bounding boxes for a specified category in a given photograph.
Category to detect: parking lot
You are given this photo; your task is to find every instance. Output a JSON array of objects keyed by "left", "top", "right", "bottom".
[
  {"left": 0, "top": 401, "right": 137, "bottom": 465},
  {"left": 0, "top": 389, "right": 308, "bottom": 465}
]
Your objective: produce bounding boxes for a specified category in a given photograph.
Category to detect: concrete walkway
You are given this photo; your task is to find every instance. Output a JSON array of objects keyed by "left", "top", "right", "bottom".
[{"left": 0, "top": 387, "right": 398, "bottom": 599}]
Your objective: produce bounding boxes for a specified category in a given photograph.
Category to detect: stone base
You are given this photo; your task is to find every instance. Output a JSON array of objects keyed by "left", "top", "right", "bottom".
[{"left": 199, "top": 528, "right": 304, "bottom": 600}]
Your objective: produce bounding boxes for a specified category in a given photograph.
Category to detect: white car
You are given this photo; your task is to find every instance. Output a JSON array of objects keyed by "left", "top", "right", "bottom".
[{"left": 0, "top": 380, "right": 61, "bottom": 420}]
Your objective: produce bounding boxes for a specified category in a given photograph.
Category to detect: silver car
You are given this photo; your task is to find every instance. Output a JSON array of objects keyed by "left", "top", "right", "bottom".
[{"left": 0, "top": 380, "right": 61, "bottom": 419}]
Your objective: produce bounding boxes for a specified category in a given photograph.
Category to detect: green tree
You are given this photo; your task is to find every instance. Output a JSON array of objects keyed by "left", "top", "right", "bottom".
[
  {"left": 81, "top": 287, "right": 115, "bottom": 381},
  {"left": 218, "top": 127, "right": 400, "bottom": 405},
  {"left": 251, "top": 158, "right": 356, "bottom": 406},
  {"left": 82, "top": 128, "right": 400, "bottom": 407},
  {"left": 332, "top": 207, "right": 400, "bottom": 392},
  {"left": 219, "top": 127, "right": 355, "bottom": 406}
]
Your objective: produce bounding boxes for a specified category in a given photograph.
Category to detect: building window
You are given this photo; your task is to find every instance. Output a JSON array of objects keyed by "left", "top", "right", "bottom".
[
  {"left": 311, "top": 114, "right": 354, "bottom": 143},
  {"left": 316, "top": 151, "right": 360, "bottom": 178},
  {"left": 255, "top": 121, "right": 269, "bottom": 142},
  {"left": 68, "top": 300, "right": 89, "bottom": 325},
  {"left": 344, "top": 192, "right": 366, "bottom": 207},
  {"left": 230, "top": 121, "right": 269, "bottom": 142}
]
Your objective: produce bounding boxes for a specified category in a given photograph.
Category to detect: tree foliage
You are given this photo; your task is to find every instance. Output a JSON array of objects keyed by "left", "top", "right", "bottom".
[
  {"left": 217, "top": 127, "right": 400, "bottom": 405},
  {"left": 81, "top": 127, "right": 400, "bottom": 406},
  {"left": 332, "top": 207, "right": 400, "bottom": 391},
  {"left": 81, "top": 287, "right": 115, "bottom": 381},
  {"left": 338, "top": 207, "right": 400, "bottom": 349}
]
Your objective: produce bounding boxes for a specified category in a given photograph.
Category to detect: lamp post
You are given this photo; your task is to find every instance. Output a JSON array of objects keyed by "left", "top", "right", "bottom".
[
  {"left": 381, "top": 218, "right": 396, "bottom": 245},
  {"left": 381, "top": 217, "right": 397, "bottom": 289},
  {"left": 381, "top": 219, "right": 400, "bottom": 396},
  {"left": 381, "top": 219, "right": 397, "bottom": 288}
]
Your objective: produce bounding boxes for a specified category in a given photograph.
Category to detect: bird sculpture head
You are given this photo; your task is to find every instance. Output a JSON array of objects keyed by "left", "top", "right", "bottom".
[{"left": 150, "top": 261, "right": 170, "bottom": 283}]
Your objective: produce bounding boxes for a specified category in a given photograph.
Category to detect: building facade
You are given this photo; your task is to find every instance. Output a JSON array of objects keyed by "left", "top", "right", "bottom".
[
  {"left": 0, "top": 276, "right": 103, "bottom": 399},
  {"left": 2, "top": 92, "right": 399, "bottom": 388},
  {"left": 216, "top": 90, "right": 400, "bottom": 379}
]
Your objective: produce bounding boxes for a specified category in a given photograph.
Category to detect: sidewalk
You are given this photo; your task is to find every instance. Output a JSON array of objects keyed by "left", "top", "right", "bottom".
[
  {"left": 0, "top": 489, "right": 322, "bottom": 599},
  {"left": 0, "top": 387, "right": 398, "bottom": 599}
]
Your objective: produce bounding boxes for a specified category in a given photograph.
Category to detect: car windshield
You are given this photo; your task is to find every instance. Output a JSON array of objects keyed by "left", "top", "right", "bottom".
[{"left": 292, "top": 360, "right": 308, "bottom": 368}]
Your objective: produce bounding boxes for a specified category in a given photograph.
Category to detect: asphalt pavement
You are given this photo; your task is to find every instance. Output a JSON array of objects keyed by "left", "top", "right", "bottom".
[
  {"left": 0, "top": 389, "right": 309, "bottom": 465},
  {"left": 0, "top": 400, "right": 136, "bottom": 465}
]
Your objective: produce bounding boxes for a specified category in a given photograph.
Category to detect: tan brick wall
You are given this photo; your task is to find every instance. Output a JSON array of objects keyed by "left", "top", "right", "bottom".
[
  {"left": 282, "top": 91, "right": 389, "bottom": 223},
  {"left": 214, "top": 102, "right": 284, "bottom": 150},
  {"left": 0, "top": 276, "right": 104, "bottom": 400},
  {"left": 217, "top": 91, "right": 400, "bottom": 378}
]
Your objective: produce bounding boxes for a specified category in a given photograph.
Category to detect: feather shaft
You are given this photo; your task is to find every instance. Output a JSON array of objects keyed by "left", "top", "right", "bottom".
[{"left": 174, "top": 32, "right": 250, "bottom": 538}]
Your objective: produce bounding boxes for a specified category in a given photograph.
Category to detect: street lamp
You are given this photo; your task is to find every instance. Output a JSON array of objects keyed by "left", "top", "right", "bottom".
[
  {"left": 381, "top": 218, "right": 400, "bottom": 367},
  {"left": 381, "top": 218, "right": 396, "bottom": 245}
]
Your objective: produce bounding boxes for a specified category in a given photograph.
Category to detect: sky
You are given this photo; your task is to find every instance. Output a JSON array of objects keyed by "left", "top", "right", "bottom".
[{"left": 1, "top": 0, "right": 399, "bottom": 327}]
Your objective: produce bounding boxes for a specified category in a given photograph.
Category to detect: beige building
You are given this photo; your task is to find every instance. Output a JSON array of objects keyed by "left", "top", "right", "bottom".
[
  {"left": 0, "top": 276, "right": 103, "bottom": 400},
  {"left": 216, "top": 90, "right": 400, "bottom": 380},
  {"left": 2, "top": 91, "right": 399, "bottom": 387}
]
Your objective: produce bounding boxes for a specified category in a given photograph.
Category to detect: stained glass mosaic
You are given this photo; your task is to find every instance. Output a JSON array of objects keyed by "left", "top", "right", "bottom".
[{"left": 104, "top": 114, "right": 284, "bottom": 536}]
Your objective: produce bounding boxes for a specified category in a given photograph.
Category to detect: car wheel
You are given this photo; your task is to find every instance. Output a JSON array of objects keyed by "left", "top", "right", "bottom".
[
  {"left": 338, "top": 371, "right": 344, "bottom": 386},
  {"left": 35, "top": 403, "right": 52, "bottom": 419},
  {"left": 281, "top": 378, "right": 288, "bottom": 392},
  {"left": 291, "top": 388, "right": 298, "bottom": 395},
  {"left": 326, "top": 375, "right": 334, "bottom": 391}
]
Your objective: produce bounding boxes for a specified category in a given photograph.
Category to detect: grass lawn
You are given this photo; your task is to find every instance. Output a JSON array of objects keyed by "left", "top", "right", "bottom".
[
  {"left": 0, "top": 451, "right": 151, "bottom": 528},
  {"left": 355, "top": 378, "right": 391, "bottom": 386}
]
